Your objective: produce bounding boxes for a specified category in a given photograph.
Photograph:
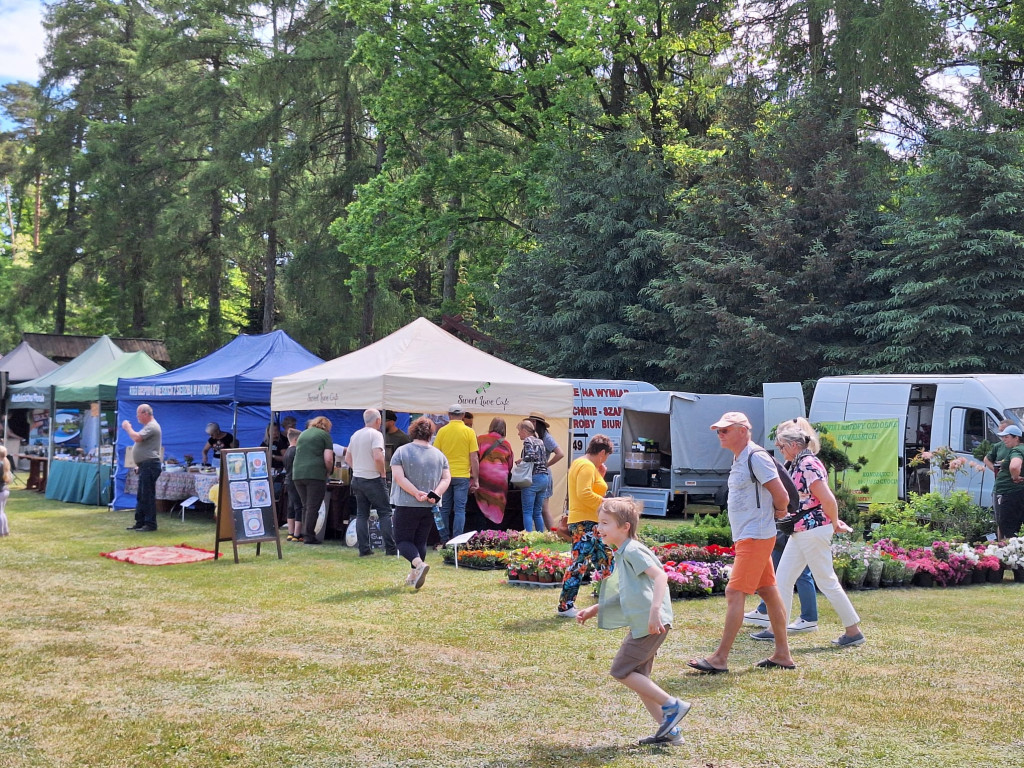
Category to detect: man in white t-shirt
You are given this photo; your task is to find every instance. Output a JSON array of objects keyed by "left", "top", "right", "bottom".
[{"left": 345, "top": 409, "right": 397, "bottom": 557}]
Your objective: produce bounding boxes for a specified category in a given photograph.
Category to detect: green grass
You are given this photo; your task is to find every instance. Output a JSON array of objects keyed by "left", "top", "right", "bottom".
[{"left": 0, "top": 490, "right": 1020, "bottom": 767}]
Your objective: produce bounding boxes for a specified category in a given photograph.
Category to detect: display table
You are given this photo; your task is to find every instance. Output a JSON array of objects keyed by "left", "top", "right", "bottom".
[
  {"left": 124, "top": 470, "right": 221, "bottom": 513},
  {"left": 19, "top": 455, "right": 49, "bottom": 493},
  {"left": 45, "top": 461, "right": 112, "bottom": 506}
]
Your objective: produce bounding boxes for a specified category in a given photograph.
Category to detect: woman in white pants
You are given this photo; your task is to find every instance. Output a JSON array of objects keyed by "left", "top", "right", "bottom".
[{"left": 772, "top": 419, "right": 864, "bottom": 647}]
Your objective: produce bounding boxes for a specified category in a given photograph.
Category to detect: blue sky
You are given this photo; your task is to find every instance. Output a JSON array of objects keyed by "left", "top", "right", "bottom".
[{"left": 0, "top": 0, "right": 45, "bottom": 86}]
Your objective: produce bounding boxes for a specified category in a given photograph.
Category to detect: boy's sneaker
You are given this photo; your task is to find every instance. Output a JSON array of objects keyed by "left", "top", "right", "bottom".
[
  {"left": 787, "top": 618, "right": 818, "bottom": 633},
  {"left": 654, "top": 698, "right": 691, "bottom": 739},
  {"left": 639, "top": 726, "right": 683, "bottom": 746},
  {"left": 743, "top": 609, "right": 770, "bottom": 627},
  {"left": 750, "top": 629, "right": 775, "bottom": 641},
  {"left": 556, "top": 606, "right": 578, "bottom": 619},
  {"left": 404, "top": 569, "right": 417, "bottom": 586},
  {"left": 832, "top": 631, "right": 866, "bottom": 647}
]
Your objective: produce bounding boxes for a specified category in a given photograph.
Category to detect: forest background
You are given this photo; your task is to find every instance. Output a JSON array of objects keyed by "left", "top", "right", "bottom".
[{"left": 2, "top": 0, "right": 1024, "bottom": 394}]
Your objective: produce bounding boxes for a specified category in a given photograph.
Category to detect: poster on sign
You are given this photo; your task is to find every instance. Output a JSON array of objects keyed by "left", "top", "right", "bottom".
[
  {"left": 214, "top": 447, "right": 282, "bottom": 563},
  {"left": 560, "top": 379, "right": 658, "bottom": 475}
]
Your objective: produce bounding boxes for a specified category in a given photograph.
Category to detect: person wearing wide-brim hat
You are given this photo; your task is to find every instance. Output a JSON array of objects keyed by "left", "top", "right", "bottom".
[{"left": 526, "top": 411, "right": 565, "bottom": 529}]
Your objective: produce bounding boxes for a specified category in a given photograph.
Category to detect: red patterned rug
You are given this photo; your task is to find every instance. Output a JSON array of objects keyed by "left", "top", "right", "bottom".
[{"left": 101, "top": 544, "right": 220, "bottom": 566}]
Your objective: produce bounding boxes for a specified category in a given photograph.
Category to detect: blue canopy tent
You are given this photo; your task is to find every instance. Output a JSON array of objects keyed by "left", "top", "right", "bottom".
[{"left": 112, "top": 330, "right": 324, "bottom": 509}]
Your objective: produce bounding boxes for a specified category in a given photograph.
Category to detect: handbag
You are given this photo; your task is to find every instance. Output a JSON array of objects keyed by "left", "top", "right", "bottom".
[
  {"left": 552, "top": 512, "right": 573, "bottom": 542},
  {"left": 510, "top": 460, "right": 533, "bottom": 489},
  {"left": 774, "top": 514, "right": 799, "bottom": 536}
]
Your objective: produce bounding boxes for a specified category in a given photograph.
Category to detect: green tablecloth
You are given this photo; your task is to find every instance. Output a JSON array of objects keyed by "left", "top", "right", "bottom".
[{"left": 45, "top": 461, "right": 112, "bottom": 506}]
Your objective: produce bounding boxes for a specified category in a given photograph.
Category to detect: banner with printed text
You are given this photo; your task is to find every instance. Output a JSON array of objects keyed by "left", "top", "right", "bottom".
[{"left": 818, "top": 418, "right": 900, "bottom": 504}]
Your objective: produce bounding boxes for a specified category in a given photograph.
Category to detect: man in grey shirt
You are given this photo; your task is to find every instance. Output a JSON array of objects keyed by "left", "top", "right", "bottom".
[
  {"left": 122, "top": 404, "right": 162, "bottom": 532},
  {"left": 688, "top": 412, "right": 796, "bottom": 674}
]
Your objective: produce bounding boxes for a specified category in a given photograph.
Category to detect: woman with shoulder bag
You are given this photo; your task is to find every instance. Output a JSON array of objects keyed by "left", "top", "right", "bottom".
[
  {"left": 753, "top": 418, "right": 865, "bottom": 648},
  {"left": 474, "top": 418, "right": 516, "bottom": 526},
  {"left": 515, "top": 420, "right": 549, "bottom": 532}
]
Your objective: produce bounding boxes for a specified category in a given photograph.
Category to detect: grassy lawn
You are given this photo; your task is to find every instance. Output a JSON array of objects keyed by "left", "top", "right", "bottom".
[{"left": 0, "top": 489, "right": 1020, "bottom": 768}]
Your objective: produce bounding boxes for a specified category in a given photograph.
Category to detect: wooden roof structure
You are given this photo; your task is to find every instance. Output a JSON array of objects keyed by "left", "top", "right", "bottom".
[{"left": 22, "top": 333, "right": 171, "bottom": 365}]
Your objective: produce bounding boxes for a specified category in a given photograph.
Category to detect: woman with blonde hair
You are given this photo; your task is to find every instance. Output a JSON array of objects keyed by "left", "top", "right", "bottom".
[
  {"left": 0, "top": 445, "right": 11, "bottom": 536},
  {"left": 293, "top": 416, "right": 334, "bottom": 545},
  {"left": 759, "top": 418, "right": 865, "bottom": 647}
]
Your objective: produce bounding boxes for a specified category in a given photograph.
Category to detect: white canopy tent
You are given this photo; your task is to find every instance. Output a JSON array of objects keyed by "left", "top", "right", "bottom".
[{"left": 271, "top": 317, "right": 574, "bottom": 511}]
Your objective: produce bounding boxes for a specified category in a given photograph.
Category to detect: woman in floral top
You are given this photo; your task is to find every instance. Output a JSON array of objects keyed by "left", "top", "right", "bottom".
[
  {"left": 772, "top": 418, "right": 865, "bottom": 648},
  {"left": 515, "top": 420, "right": 550, "bottom": 533}
]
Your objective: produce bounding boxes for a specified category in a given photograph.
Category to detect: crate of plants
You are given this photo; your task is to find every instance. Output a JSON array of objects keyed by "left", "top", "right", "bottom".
[{"left": 506, "top": 547, "right": 573, "bottom": 587}]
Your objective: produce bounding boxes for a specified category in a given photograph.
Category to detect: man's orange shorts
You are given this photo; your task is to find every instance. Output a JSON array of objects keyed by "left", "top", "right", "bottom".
[{"left": 728, "top": 537, "right": 777, "bottom": 594}]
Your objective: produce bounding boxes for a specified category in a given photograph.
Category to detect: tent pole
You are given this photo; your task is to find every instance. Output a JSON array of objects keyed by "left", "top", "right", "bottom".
[
  {"left": 47, "top": 385, "right": 55, "bottom": 464},
  {"left": 231, "top": 402, "right": 239, "bottom": 448}
]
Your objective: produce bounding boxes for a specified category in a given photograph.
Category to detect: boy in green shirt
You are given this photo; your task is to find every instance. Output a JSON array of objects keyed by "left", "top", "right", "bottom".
[{"left": 577, "top": 497, "right": 691, "bottom": 746}]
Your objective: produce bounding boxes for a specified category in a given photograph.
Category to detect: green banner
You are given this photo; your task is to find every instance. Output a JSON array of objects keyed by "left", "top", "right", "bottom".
[{"left": 818, "top": 418, "right": 900, "bottom": 504}]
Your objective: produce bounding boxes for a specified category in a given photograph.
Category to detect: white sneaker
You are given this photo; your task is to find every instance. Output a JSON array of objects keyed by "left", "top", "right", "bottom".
[
  {"left": 557, "top": 606, "right": 578, "bottom": 619},
  {"left": 743, "top": 609, "right": 770, "bottom": 627},
  {"left": 787, "top": 618, "right": 818, "bottom": 633},
  {"left": 412, "top": 563, "right": 430, "bottom": 590}
]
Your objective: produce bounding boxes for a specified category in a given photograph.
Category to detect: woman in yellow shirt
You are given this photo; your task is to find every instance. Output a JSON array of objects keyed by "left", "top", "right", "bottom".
[{"left": 557, "top": 434, "right": 615, "bottom": 618}]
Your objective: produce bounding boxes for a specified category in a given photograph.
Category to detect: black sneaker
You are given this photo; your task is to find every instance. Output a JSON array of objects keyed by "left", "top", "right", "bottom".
[
  {"left": 136, "top": 525, "right": 157, "bottom": 532},
  {"left": 639, "top": 726, "right": 683, "bottom": 746},
  {"left": 126, "top": 524, "right": 144, "bottom": 530}
]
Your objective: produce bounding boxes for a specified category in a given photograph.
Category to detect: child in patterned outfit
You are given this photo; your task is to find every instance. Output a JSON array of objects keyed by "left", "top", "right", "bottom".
[{"left": 576, "top": 497, "right": 691, "bottom": 746}]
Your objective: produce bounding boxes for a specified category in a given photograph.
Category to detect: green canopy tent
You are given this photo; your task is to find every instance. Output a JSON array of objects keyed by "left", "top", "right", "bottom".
[
  {"left": 7, "top": 335, "right": 124, "bottom": 411},
  {"left": 6, "top": 336, "right": 123, "bottom": 499},
  {"left": 54, "top": 351, "right": 165, "bottom": 404}
]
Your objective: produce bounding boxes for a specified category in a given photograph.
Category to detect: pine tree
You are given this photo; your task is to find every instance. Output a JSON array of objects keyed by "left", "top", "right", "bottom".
[{"left": 855, "top": 126, "right": 1024, "bottom": 372}]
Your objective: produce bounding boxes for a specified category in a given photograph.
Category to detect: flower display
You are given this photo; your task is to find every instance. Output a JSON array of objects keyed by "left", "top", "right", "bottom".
[
  {"left": 464, "top": 530, "right": 527, "bottom": 551},
  {"left": 440, "top": 548, "right": 509, "bottom": 569},
  {"left": 986, "top": 537, "right": 1024, "bottom": 570},
  {"left": 506, "top": 547, "right": 572, "bottom": 580}
]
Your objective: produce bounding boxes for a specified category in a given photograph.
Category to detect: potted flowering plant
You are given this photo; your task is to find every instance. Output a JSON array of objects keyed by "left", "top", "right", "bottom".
[
  {"left": 989, "top": 537, "right": 1024, "bottom": 580},
  {"left": 664, "top": 562, "right": 714, "bottom": 599}
]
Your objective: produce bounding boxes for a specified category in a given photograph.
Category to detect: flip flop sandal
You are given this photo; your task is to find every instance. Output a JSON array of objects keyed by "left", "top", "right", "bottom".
[
  {"left": 686, "top": 658, "right": 728, "bottom": 674},
  {"left": 755, "top": 658, "right": 796, "bottom": 670}
]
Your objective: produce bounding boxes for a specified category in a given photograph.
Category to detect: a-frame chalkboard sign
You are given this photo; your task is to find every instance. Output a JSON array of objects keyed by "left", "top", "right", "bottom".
[{"left": 214, "top": 447, "right": 283, "bottom": 563}]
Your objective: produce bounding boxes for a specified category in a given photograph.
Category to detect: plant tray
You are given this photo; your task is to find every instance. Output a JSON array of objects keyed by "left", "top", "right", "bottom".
[
  {"left": 505, "top": 579, "right": 560, "bottom": 588},
  {"left": 441, "top": 562, "right": 506, "bottom": 570}
]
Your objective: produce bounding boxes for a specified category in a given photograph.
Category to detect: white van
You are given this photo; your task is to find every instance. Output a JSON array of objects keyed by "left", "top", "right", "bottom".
[
  {"left": 559, "top": 378, "right": 659, "bottom": 475},
  {"left": 610, "top": 383, "right": 805, "bottom": 516},
  {"left": 809, "top": 375, "right": 1024, "bottom": 505}
]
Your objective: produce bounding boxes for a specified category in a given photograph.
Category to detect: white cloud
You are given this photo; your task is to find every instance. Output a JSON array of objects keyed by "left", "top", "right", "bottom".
[{"left": 0, "top": 0, "right": 46, "bottom": 84}]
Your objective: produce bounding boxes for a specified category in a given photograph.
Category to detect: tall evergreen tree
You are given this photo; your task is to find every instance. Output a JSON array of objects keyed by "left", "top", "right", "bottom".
[
  {"left": 645, "top": 94, "right": 889, "bottom": 393},
  {"left": 855, "top": 126, "right": 1024, "bottom": 372}
]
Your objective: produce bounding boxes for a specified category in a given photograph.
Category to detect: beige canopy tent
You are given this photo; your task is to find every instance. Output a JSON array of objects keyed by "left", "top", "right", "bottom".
[{"left": 270, "top": 317, "right": 574, "bottom": 510}]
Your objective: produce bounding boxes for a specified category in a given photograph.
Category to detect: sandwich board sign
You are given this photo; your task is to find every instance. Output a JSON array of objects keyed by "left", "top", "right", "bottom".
[{"left": 214, "top": 447, "right": 282, "bottom": 563}]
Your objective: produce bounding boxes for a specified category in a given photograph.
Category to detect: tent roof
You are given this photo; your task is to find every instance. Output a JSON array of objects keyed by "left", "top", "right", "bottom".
[
  {"left": 271, "top": 317, "right": 573, "bottom": 416},
  {"left": 55, "top": 351, "right": 166, "bottom": 404},
  {"left": 7, "top": 335, "right": 124, "bottom": 408},
  {"left": 21, "top": 332, "right": 170, "bottom": 364},
  {"left": 116, "top": 329, "right": 323, "bottom": 404},
  {"left": 0, "top": 341, "right": 61, "bottom": 383}
]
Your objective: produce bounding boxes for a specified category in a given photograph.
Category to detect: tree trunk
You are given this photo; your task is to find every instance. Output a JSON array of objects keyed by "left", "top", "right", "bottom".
[
  {"left": 3, "top": 176, "right": 14, "bottom": 258},
  {"left": 263, "top": 165, "right": 279, "bottom": 332},
  {"left": 442, "top": 127, "right": 464, "bottom": 305},
  {"left": 206, "top": 55, "right": 224, "bottom": 349},
  {"left": 357, "top": 133, "right": 387, "bottom": 345}
]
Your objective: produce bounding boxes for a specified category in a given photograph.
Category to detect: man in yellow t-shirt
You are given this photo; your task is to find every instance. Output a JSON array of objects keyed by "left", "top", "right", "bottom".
[{"left": 433, "top": 405, "right": 480, "bottom": 540}]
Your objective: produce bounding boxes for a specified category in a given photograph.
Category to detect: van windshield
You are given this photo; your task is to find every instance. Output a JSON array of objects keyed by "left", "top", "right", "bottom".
[{"left": 1007, "top": 407, "right": 1024, "bottom": 424}]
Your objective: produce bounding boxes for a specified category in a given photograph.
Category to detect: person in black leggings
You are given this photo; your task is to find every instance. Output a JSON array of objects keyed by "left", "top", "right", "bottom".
[{"left": 390, "top": 417, "right": 452, "bottom": 589}]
